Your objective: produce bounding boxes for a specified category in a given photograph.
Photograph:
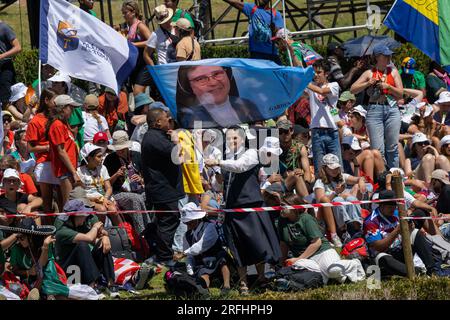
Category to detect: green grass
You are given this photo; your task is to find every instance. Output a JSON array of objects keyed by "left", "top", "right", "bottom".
[
  {"left": 110, "top": 267, "right": 450, "bottom": 300},
  {"left": 0, "top": 0, "right": 390, "bottom": 50}
]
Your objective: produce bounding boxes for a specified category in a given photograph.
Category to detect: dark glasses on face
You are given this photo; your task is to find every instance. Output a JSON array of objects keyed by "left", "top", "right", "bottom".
[
  {"left": 279, "top": 129, "right": 291, "bottom": 135},
  {"left": 417, "top": 141, "right": 430, "bottom": 147},
  {"left": 3, "top": 117, "right": 12, "bottom": 124}
]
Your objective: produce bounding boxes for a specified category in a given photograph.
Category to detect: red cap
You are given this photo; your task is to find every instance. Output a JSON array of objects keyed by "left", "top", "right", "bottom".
[{"left": 93, "top": 132, "right": 108, "bottom": 144}]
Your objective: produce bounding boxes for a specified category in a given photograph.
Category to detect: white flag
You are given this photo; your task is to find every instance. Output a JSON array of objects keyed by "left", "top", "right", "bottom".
[{"left": 39, "top": 0, "right": 138, "bottom": 94}]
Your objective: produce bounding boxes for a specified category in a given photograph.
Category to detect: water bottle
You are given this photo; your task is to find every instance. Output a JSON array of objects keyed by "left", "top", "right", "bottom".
[{"left": 127, "top": 164, "right": 143, "bottom": 193}]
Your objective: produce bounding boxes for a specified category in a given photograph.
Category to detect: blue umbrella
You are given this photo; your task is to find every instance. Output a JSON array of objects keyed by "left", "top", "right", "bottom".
[{"left": 342, "top": 35, "right": 401, "bottom": 57}]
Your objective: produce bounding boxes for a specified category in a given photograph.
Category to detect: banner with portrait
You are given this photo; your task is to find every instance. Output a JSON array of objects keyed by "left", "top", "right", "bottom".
[{"left": 147, "top": 58, "right": 314, "bottom": 129}]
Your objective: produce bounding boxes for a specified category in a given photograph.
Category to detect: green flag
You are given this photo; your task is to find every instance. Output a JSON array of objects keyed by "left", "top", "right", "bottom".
[{"left": 439, "top": 0, "right": 450, "bottom": 66}]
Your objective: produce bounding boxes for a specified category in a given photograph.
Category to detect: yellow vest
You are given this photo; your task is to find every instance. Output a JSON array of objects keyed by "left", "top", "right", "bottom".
[{"left": 178, "top": 130, "right": 204, "bottom": 195}]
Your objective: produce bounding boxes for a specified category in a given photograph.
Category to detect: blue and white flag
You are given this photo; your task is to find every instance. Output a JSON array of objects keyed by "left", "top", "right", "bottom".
[
  {"left": 148, "top": 58, "right": 314, "bottom": 129},
  {"left": 39, "top": 0, "right": 138, "bottom": 94}
]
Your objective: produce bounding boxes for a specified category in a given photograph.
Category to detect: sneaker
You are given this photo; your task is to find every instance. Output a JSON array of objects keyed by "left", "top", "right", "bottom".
[
  {"left": 27, "top": 288, "right": 40, "bottom": 300},
  {"left": 220, "top": 287, "right": 231, "bottom": 296},
  {"left": 134, "top": 263, "right": 154, "bottom": 290},
  {"left": 107, "top": 285, "right": 121, "bottom": 298},
  {"left": 331, "top": 234, "right": 343, "bottom": 248}
]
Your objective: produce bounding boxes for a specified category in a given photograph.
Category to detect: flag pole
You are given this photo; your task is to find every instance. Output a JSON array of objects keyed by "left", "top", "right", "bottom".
[
  {"left": 38, "top": 59, "right": 42, "bottom": 97},
  {"left": 281, "top": 0, "right": 293, "bottom": 66}
]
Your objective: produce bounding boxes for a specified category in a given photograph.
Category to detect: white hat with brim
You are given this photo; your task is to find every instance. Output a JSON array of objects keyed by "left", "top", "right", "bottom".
[
  {"left": 2, "top": 168, "right": 23, "bottom": 187},
  {"left": 439, "top": 135, "right": 450, "bottom": 148},
  {"left": 342, "top": 135, "right": 361, "bottom": 151},
  {"left": 435, "top": 91, "right": 450, "bottom": 105},
  {"left": 259, "top": 137, "right": 283, "bottom": 156},
  {"left": 411, "top": 132, "right": 429, "bottom": 145},
  {"left": 107, "top": 130, "right": 131, "bottom": 151},
  {"left": 9, "top": 83, "right": 28, "bottom": 103},
  {"left": 48, "top": 72, "right": 71, "bottom": 86},
  {"left": 322, "top": 153, "right": 341, "bottom": 170},
  {"left": 351, "top": 105, "right": 367, "bottom": 118},
  {"left": 414, "top": 102, "right": 433, "bottom": 118},
  {"left": 181, "top": 202, "right": 207, "bottom": 224}
]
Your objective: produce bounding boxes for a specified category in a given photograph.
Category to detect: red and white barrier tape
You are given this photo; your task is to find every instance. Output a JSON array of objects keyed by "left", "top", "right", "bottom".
[
  {"left": 3, "top": 198, "right": 405, "bottom": 218},
  {"left": 401, "top": 216, "right": 450, "bottom": 221}
]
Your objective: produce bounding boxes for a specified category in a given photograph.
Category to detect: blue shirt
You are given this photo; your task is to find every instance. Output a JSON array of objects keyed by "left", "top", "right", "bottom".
[
  {"left": 363, "top": 208, "right": 401, "bottom": 257},
  {"left": 242, "top": 3, "right": 283, "bottom": 55}
]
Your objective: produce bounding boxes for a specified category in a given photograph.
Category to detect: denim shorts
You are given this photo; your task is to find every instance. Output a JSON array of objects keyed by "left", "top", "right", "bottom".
[{"left": 58, "top": 173, "right": 72, "bottom": 181}]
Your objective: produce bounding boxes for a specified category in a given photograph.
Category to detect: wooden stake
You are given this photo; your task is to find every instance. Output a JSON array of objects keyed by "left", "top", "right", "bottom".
[{"left": 391, "top": 172, "right": 415, "bottom": 279}]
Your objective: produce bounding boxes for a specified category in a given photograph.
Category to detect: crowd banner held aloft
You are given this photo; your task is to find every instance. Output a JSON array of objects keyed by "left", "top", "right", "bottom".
[
  {"left": 147, "top": 58, "right": 314, "bottom": 128},
  {"left": 384, "top": 0, "right": 450, "bottom": 73},
  {"left": 39, "top": 0, "right": 139, "bottom": 94}
]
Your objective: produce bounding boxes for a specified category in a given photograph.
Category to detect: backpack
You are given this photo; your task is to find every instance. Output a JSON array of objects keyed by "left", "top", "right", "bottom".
[
  {"left": 249, "top": 5, "right": 276, "bottom": 43},
  {"left": 180, "top": 10, "right": 203, "bottom": 39},
  {"left": 164, "top": 269, "right": 209, "bottom": 299},
  {"left": 270, "top": 266, "right": 323, "bottom": 292},
  {"left": 341, "top": 237, "right": 369, "bottom": 261},
  {"left": 107, "top": 226, "right": 136, "bottom": 261},
  {"left": 425, "top": 234, "right": 450, "bottom": 265}
]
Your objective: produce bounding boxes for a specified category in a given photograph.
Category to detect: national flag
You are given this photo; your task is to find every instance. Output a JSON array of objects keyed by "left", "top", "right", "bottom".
[
  {"left": 384, "top": 0, "right": 450, "bottom": 72},
  {"left": 39, "top": 0, "right": 138, "bottom": 94}
]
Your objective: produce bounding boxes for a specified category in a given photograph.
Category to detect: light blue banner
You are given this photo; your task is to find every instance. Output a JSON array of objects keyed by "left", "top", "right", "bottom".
[{"left": 148, "top": 58, "right": 314, "bottom": 129}]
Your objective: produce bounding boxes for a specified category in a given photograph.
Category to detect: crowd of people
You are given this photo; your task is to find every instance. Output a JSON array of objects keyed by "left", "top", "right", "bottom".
[{"left": 1, "top": 0, "right": 450, "bottom": 300}]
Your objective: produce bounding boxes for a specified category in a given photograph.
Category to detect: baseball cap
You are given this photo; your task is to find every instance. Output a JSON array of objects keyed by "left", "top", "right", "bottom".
[
  {"left": 435, "top": 91, "right": 450, "bottom": 105},
  {"left": 93, "top": 132, "right": 108, "bottom": 144},
  {"left": 2, "top": 168, "right": 21, "bottom": 182},
  {"left": 342, "top": 135, "right": 361, "bottom": 151},
  {"left": 105, "top": 87, "right": 116, "bottom": 95},
  {"left": 378, "top": 189, "right": 396, "bottom": 205},
  {"left": 172, "top": 17, "right": 192, "bottom": 31},
  {"left": 402, "top": 57, "right": 416, "bottom": 75},
  {"left": 439, "top": 135, "right": 450, "bottom": 148},
  {"left": 271, "top": 28, "right": 292, "bottom": 41},
  {"left": 431, "top": 169, "right": 450, "bottom": 185},
  {"left": 80, "top": 142, "right": 102, "bottom": 160},
  {"left": 350, "top": 105, "right": 367, "bottom": 118},
  {"left": 276, "top": 119, "right": 293, "bottom": 130},
  {"left": 372, "top": 43, "right": 393, "bottom": 56},
  {"left": 84, "top": 94, "right": 99, "bottom": 109},
  {"left": 54, "top": 94, "right": 82, "bottom": 107},
  {"left": 411, "top": 132, "right": 429, "bottom": 145},
  {"left": 322, "top": 153, "right": 341, "bottom": 170},
  {"left": 339, "top": 91, "right": 356, "bottom": 102}
]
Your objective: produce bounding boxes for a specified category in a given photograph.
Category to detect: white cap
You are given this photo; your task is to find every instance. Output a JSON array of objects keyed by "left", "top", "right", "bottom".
[
  {"left": 322, "top": 153, "right": 341, "bottom": 169},
  {"left": 2, "top": 168, "right": 21, "bottom": 181},
  {"left": 439, "top": 135, "right": 450, "bottom": 148},
  {"left": 411, "top": 132, "right": 429, "bottom": 145},
  {"left": 180, "top": 202, "right": 207, "bottom": 224},
  {"left": 259, "top": 137, "right": 283, "bottom": 156},
  {"left": 435, "top": 91, "right": 450, "bottom": 105},
  {"left": 342, "top": 135, "right": 361, "bottom": 151},
  {"left": 389, "top": 167, "right": 405, "bottom": 178},
  {"left": 350, "top": 105, "right": 367, "bottom": 118},
  {"left": 54, "top": 94, "right": 82, "bottom": 107},
  {"left": 272, "top": 28, "right": 292, "bottom": 40},
  {"left": 9, "top": 83, "right": 28, "bottom": 103},
  {"left": 48, "top": 71, "right": 71, "bottom": 85},
  {"left": 414, "top": 102, "right": 433, "bottom": 117},
  {"left": 360, "top": 141, "right": 370, "bottom": 150},
  {"left": 80, "top": 143, "right": 103, "bottom": 161}
]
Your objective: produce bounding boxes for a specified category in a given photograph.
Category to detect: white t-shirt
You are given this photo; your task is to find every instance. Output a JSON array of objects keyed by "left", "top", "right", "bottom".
[
  {"left": 306, "top": 82, "right": 340, "bottom": 129},
  {"left": 82, "top": 111, "right": 109, "bottom": 142},
  {"left": 146, "top": 28, "right": 176, "bottom": 65},
  {"left": 77, "top": 165, "right": 111, "bottom": 199},
  {"left": 313, "top": 173, "right": 351, "bottom": 197}
]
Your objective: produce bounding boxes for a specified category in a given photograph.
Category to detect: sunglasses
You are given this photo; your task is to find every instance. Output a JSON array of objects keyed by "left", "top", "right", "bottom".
[
  {"left": 416, "top": 141, "right": 430, "bottom": 147},
  {"left": 3, "top": 117, "right": 12, "bottom": 124},
  {"left": 279, "top": 129, "right": 291, "bottom": 135}
]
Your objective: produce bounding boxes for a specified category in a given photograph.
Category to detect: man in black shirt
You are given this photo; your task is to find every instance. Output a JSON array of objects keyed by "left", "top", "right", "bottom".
[
  {"left": 141, "top": 108, "right": 185, "bottom": 264},
  {"left": 0, "top": 22, "right": 21, "bottom": 108},
  {"left": 430, "top": 169, "right": 450, "bottom": 214}
]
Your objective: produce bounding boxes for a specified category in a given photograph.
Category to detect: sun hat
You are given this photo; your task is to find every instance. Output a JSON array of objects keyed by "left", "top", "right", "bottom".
[
  {"left": 80, "top": 142, "right": 103, "bottom": 160},
  {"left": 401, "top": 57, "right": 416, "bottom": 75},
  {"left": 372, "top": 43, "right": 393, "bottom": 56},
  {"left": 84, "top": 94, "right": 99, "bottom": 110},
  {"left": 0, "top": 218, "right": 56, "bottom": 236},
  {"left": 342, "top": 135, "right": 361, "bottom": 151},
  {"left": 180, "top": 202, "right": 207, "bottom": 224},
  {"left": 322, "top": 153, "right": 341, "bottom": 169},
  {"left": 134, "top": 93, "right": 154, "bottom": 111},
  {"left": 9, "top": 83, "right": 28, "bottom": 103},
  {"left": 435, "top": 91, "right": 450, "bottom": 105},
  {"left": 93, "top": 132, "right": 108, "bottom": 144},
  {"left": 48, "top": 71, "right": 71, "bottom": 84},
  {"left": 172, "top": 17, "right": 192, "bottom": 31},
  {"left": 154, "top": 5, "right": 173, "bottom": 25},
  {"left": 431, "top": 169, "right": 450, "bottom": 185},
  {"left": 259, "top": 137, "right": 283, "bottom": 156},
  {"left": 2, "top": 168, "right": 21, "bottom": 181},
  {"left": 69, "top": 186, "right": 95, "bottom": 208},
  {"left": 439, "top": 135, "right": 450, "bottom": 148},
  {"left": 54, "top": 94, "right": 82, "bottom": 107},
  {"left": 350, "top": 105, "right": 367, "bottom": 118},
  {"left": 413, "top": 102, "right": 433, "bottom": 118},
  {"left": 107, "top": 130, "right": 131, "bottom": 151},
  {"left": 339, "top": 91, "right": 356, "bottom": 102},
  {"left": 411, "top": 132, "right": 429, "bottom": 145},
  {"left": 276, "top": 119, "right": 293, "bottom": 130},
  {"left": 63, "top": 199, "right": 94, "bottom": 217}
]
